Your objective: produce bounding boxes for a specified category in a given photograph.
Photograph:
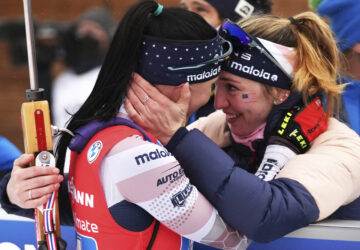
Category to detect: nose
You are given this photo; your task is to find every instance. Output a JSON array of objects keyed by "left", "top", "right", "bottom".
[{"left": 214, "top": 86, "right": 229, "bottom": 110}]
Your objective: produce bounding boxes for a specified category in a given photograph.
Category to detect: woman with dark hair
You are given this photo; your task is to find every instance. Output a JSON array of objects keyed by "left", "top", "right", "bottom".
[{"left": 1, "top": 1, "right": 248, "bottom": 249}]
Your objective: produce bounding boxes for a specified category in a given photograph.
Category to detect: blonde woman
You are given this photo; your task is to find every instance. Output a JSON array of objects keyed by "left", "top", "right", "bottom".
[{"left": 125, "top": 12, "right": 360, "bottom": 242}]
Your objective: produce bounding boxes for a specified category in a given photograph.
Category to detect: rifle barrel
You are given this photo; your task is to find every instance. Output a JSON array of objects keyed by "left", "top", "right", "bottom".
[{"left": 22, "top": 0, "right": 38, "bottom": 91}]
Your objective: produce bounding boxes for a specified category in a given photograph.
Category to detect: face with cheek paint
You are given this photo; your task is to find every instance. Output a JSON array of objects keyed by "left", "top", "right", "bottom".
[{"left": 214, "top": 71, "right": 274, "bottom": 137}]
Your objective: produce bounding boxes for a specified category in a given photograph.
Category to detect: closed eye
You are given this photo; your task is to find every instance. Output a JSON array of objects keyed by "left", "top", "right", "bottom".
[{"left": 196, "top": 6, "right": 208, "bottom": 13}]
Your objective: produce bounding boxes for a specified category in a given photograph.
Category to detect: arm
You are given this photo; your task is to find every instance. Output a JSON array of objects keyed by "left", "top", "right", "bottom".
[
  {"left": 165, "top": 118, "right": 360, "bottom": 242},
  {"left": 102, "top": 135, "right": 250, "bottom": 249},
  {"left": 166, "top": 128, "right": 319, "bottom": 243},
  {"left": 276, "top": 118, "right": 360, "bottom": 220},
  {"left": 186, "top": 110, "right": 231, "bottom": 148}
]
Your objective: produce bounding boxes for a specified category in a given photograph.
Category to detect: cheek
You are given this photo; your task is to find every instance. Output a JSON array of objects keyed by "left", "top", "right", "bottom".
[
  {"left": 250, "top": 97, "right": 273, "bottom": 122},
  {"left": 188, "top": 83, "right": 212, "bottom": 113},
  {"left": 236, "top": 94, "right": 273, "bottom": 122}
]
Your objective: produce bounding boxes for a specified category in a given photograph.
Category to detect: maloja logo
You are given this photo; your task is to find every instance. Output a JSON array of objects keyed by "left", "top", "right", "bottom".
[
  {"left": 186, "top": 65, "right": 221, "bottom": 82},
  {"left": 230, "top": 61, "right": 278, "bottom": 82},
  {"left": 134, "top": 148, "right": 171, "bottom": 166},
  {"left": 87, "top": 141, "right": 103, "bottom": 164}
]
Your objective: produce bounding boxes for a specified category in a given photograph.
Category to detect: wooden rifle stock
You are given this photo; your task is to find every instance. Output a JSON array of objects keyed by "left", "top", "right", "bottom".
[{"left": 21, "top": 0, "right": 65, "bottom": 249}]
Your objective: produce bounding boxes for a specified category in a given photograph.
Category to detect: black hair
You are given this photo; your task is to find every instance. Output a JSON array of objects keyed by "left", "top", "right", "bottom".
[{"left": 55, "top": 0, "right": 217, "bottom": 173}]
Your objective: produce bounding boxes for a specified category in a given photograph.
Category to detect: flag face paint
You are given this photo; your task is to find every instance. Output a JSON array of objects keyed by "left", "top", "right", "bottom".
[{"left": 240, "top": 92, "right": 257, "bottom": 103}]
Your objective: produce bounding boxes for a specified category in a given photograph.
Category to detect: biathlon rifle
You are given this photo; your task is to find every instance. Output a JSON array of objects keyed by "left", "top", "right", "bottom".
[{"left": 21, "top": 0, "right": 66, "bottom": 249}]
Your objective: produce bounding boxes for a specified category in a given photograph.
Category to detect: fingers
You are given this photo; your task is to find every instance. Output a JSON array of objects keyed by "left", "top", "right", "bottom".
[
  {"left": 23, "top": 172, "right": 63, "bottom": 191},
  {"left": 13, "top": 154, "right": 34, "bottom": 170},
  {"left": 131, "top": 81, "right": 150, "bottom": 104},
  {"left": 14, "top": 165, "right": 60, "bottom": 182},
  {"left": 8, "top": 175, "right": 62, "bottom": 209},
  {"left": 27, "top": 182, "right": 60, "bottom": 200},
  {"left": 127, "top": 87, "right": 148, "bottom": 116},
  {"left": 133, "top": 73, "right": 169, "bottom": 103},
  {"left": 23, "top": 194, "right": 52, "bottom": 209},
  {"left": 177, "top": 82, "right": 191, "bottom": 106},
  {"left": 21, "top": 181, "right": 60, "bottom": 208},
  {"left": 7, "top": 162, "right": 63, "bottom": 208},
  {"left": 125, "top": 98, "right": 143, "bottom": 126}
]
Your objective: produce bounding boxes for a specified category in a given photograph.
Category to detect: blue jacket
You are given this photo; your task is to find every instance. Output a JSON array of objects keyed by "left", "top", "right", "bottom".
[
  {"left": 166, "top": 127, "right": 319, "bottom": 243},
  {"left": 165, "top": 92, "right": 360, "bottom": 243},
  {"left": 0, "top": 136, "right": 21, "bottom": 171}
]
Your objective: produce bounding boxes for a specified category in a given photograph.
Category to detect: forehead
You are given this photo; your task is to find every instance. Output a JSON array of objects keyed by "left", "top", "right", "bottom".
[
  {"left": 218, "top": 71, "right": 266, "bottom": 89},
  {"left": 181, "top": 0, "right": 212, "bottom": 7}
]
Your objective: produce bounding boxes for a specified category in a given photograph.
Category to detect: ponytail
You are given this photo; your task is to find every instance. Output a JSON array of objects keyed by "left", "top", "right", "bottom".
[{"left": 289, "top": 12, "right": 344, "bottom": 115}]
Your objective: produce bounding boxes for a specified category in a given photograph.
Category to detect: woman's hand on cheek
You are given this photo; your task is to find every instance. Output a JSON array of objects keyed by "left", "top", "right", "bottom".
[{"left": 126, "top": 73, "right": 190, "bottom": 145}]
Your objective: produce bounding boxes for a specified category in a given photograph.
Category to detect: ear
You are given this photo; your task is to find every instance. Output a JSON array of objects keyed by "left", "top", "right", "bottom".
[
  {"left": 353, "top": 43, "right": 360, "bottom": 54},
  {"left": 273, "top": 89, "right": 290, "bottom": 105}
]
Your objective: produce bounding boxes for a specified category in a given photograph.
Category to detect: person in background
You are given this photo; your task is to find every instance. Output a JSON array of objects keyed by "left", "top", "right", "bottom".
[
  {"left": 0, "top": 137, "right": 21, "bottom": 179},
  {"left": 180, "top": 0, "right": 273, "bottom": 124},
  {"left": 180, "top": 0, "right": 273, "bottom": 28},
  {"left": 51, "top": 7, "right": 115, "bottom": 128},
  {"left": 314, "top": 0, "right": 360, "bottom": 135}
]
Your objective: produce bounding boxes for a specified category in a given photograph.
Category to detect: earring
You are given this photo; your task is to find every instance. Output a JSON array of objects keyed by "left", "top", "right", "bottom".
[{"left": 273, "top": 100, "right": 278, "bottom": 105}]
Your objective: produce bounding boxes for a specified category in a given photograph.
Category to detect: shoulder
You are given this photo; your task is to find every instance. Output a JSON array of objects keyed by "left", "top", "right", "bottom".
[
  {"left": 104, "top": 129, "right": 174, "bottom": 170},
  {"left": 277, "top": 118, "right": 360, "bottom": 220},
  {"left": 187, "top": 110, "right": 231, "bottom": 147}
]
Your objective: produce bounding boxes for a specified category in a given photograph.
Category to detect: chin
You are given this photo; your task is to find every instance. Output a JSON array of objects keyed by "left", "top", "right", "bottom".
[{"left": 228, "top": 124, "right": 252, "bottom": 137}]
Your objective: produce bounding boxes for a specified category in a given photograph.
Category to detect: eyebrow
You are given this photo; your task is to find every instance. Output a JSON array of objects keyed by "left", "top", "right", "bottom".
[
  {"left": 219, "top": 76, "right": 236, "bottom": 82},
  {"left": 191, "top": 0, "right": 211, "bottom": 8}
]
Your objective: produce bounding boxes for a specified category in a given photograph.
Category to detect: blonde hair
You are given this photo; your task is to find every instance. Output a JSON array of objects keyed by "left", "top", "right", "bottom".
[{"left": 237, "top": 12, "right": 344, "bottom": 116}]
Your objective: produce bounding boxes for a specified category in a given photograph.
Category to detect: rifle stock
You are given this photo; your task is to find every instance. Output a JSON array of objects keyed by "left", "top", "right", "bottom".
[
  {"left": 21, "top": 0, "right": 65, "bottom": 249},
  {"left": 21, "top": 101, "right": 63, "bottom": 248}
]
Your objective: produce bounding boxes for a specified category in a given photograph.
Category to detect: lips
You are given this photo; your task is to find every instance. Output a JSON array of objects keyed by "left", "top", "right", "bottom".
[{"left": 226, "top": 113, "right": 241, "bottom": 123}]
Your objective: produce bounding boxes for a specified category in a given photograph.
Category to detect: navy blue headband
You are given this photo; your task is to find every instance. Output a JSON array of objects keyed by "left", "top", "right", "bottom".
[
  {"left": 136, "top": 34, "right": 231, "bottom": 86},
  {"left": 220, "top": 20, "right": 294, "bottom": 90}
]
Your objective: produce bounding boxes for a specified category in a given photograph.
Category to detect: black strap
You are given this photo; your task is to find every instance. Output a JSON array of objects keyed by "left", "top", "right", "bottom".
[
  {"left": 146, "top": 220, "right": 160, "bottom": 250},
  {"left": 288, "top": 17, "right": 301, "bottom": 30}
]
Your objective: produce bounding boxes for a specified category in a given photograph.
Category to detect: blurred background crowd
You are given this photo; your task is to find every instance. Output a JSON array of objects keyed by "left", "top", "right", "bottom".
[
  {"left": 2, "top": 0, "right": 360, "bottom": 164},
  {"left": 0, "top": 0, "right": 309, "bottom": 153}
]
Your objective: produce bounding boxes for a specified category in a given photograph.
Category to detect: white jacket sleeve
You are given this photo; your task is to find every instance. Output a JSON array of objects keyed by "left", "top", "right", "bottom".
[
  {"left": 276, "top": 118, "right": 360, "bottom": 220},
  {"left": 187, "top": 110, "right": 231, "bottom": 148}
]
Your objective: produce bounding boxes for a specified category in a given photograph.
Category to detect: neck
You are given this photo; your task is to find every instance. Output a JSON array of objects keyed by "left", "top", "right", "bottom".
[{"left": 231, "top": 123, "right": 266, "bottom": 152}]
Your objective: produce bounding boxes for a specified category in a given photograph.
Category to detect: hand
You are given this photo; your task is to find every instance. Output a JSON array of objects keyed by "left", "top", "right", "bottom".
[
  {"left": 272, "top": 96, "right": 328, "bottom": 153},
  {"left": 255, "top": 97, "right": 327, "bottom": 181},
  {"left": 7, "top": 154, "right": 64, "bottom": 209},
  {"left": 125, "top": 73, "right": 191, "bottom": 145}
]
